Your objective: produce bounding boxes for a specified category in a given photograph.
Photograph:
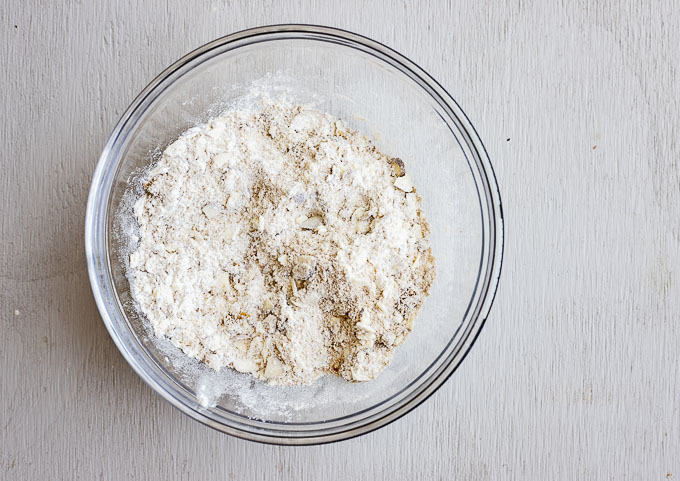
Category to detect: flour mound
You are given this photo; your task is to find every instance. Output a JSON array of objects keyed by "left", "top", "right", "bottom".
[{"left": 129, "top": 101, "right": 435, "bottom": 386}]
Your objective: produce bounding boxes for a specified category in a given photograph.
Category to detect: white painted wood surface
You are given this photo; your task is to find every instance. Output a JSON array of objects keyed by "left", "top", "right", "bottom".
[{"left": 2, "top": 1, "right": 679, "bottom": 479}]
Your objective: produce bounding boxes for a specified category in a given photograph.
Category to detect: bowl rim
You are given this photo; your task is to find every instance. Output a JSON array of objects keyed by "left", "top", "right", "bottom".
[{"left": 85, "top": 24, "right": 504, "bottom": 445}]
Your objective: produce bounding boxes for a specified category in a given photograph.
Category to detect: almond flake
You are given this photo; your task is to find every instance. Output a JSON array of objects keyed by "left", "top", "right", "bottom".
[
  {"left": 202, "top": 204, "right": 220, "bottom": 219},
  {"left": 394, "top": 174, "right": 413, "bottom": 192},
  {"left": 300, "top": 216, "right": 322, "bottom": 230}
]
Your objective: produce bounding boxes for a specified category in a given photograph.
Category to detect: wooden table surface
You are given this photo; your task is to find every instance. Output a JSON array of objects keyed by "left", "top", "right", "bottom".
[{"left": 2, "top": 1, "right": 679, "bottom": 479}]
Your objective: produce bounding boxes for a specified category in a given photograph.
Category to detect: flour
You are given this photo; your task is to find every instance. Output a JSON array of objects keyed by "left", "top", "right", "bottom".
[{"left": 129, "top": 100, "right": 435, "bottom": 386}]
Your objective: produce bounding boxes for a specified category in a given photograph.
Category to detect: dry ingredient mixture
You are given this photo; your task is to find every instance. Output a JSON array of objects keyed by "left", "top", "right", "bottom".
[{"left": 129, "top": 101, "right": 435, "bottom": 385}]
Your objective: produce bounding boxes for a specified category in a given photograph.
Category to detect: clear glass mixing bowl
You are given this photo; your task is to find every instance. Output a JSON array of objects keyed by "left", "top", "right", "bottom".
[{"left": 85, "top": 25, "right": 503, "bottom": 445}]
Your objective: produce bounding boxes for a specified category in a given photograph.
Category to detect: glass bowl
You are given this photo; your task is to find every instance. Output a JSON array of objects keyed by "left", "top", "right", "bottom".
[{"left": 85, "top": 25, "right": 503, "bottom": 445}]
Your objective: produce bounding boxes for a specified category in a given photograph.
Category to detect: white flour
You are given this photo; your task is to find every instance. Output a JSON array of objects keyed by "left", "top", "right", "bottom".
[{"left": 129, "top": 101, "right": 435, "bottom": 386}]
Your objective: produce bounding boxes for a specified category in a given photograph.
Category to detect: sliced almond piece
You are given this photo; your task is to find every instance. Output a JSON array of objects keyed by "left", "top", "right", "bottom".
[
  {"left": 264, "top": 355, "right": 285, "bottom": 379},
  {"left": 202, "top": 204, "right": 221, "bottom": 219},
  {"left": 298, "top": 255, "right": 316, "bottom": 264},
  {"left": 394, "top": 174, "right": 413, "bottom": 192},
  {"left": 232, "top": 358, "right": 258, "bottom": 374},
  {"left": 334, "top": 119, "right": 347, "bottom": 136},
  {"left": 262, "top": 298, "right": 274, "bottom": 311},
  {"left": 355, "top": 219, "right": 371, "bottom": 234},
  {"left": 300, "top": 216, "right": 323, "bottom": 230}
]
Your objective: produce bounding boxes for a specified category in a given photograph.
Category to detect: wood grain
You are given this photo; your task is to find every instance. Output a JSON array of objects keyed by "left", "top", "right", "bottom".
[{"left": 1, "top": 0, "right": 679, "bottom": 479}]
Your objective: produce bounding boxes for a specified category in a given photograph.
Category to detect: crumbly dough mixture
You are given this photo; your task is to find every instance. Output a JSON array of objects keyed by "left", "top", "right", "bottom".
[{"left": 129, "top": 101, "right": 436, "bottom": 385}]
